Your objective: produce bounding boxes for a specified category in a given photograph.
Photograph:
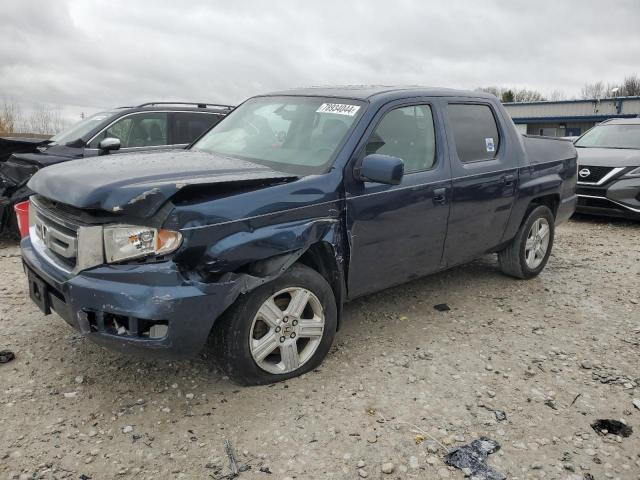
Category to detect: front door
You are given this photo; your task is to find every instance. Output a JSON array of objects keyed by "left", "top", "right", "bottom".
[
  {"left": 85, "top": 112, "right": 171, "bottom": 156},
  {"left": 345, "top": 100, "right": 451, "bottom": 298}
]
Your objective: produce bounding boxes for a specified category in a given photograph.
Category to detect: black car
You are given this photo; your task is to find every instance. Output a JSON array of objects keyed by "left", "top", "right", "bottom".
[
  {"left": 575, "top": 118, "right": 640, "bottom": 219},
  {"left": 0, "top": 102, "right": 232, "bottom": 233}
]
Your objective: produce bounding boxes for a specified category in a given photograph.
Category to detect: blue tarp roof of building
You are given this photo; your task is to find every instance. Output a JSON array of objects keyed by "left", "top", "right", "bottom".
[
  {"left": 503, "top": 95, "right": 640, "bottom": 107},
  {"left": 510, "top": 114, "right": 639, "bottom": 124}
]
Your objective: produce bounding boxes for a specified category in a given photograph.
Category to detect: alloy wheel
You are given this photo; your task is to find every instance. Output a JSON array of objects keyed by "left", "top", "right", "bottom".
[
  {"left": 249, "top": 287, "right": 325, "bottom": 374},
  {"left": 524, "top": 217, "right": 550, "bottom": 269}
]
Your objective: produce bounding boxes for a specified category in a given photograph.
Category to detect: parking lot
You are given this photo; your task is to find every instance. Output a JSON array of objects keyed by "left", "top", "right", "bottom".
[{"left": 1, "top": 216, "right": 639, "bottom": 480}]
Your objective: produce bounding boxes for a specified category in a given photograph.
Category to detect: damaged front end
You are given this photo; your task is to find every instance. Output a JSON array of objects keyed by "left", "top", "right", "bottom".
[
  {"left": 0, "top": 150, "right": 44, "bottom": 231},
  {"left": 0, "top": 136, "right": 48, "bottom": 163},
  {"left": 21, "top": 150, "right": 345, "bottom": 359},
  {"left": 20, "top": 192, "right": 255, "bottom": 359}
]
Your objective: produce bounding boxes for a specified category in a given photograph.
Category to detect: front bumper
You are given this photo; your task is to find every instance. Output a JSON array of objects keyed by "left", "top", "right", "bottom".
[
  {"left": 21, "top": 236, "right": 240, "bottom": 360},
  {"left": 576, "top": 177, "right": 640, "bottom": 220}
]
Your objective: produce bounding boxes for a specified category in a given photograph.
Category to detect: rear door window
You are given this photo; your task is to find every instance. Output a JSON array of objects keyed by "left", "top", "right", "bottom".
[
  {"left": 172, "top": 112, "right": 222, "bottom": 145},
  {"left": 448, "top": 104, "right": 500, "bottom": 163}
]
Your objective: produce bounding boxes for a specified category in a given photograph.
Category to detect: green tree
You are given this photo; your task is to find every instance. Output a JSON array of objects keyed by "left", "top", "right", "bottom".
[{"left": 501, "top": 90, "right": 515, "bottom": 103}]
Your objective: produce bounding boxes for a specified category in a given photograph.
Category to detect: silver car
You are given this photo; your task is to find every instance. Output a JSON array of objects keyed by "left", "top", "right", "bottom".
[{"left": 575, "top": 118, "right": 640, "bottom": 219}]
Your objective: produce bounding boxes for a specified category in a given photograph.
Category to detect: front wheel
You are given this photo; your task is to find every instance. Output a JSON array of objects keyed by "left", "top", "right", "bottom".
[
  {"left": 210, "top": 264, "right": 337, "bottom": 385},
  {"left": 498, "top": 205, "right": 555, "bottom": 279}
]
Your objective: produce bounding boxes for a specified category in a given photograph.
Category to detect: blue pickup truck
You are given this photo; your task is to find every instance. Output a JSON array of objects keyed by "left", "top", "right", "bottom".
[{"left": 21, "top": 86, "right": 577, "bottom": 384}]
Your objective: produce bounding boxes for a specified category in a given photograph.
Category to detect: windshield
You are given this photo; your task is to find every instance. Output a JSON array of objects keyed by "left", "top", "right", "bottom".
[
  {"left": 192, "top": 96, "right": 365, "bottom": 174},
  {"left": 575, "top": 124, "right": 640, "bottom": 149},
  {"left": 50, "top": 111, "right": 119, "bottom": 145}
]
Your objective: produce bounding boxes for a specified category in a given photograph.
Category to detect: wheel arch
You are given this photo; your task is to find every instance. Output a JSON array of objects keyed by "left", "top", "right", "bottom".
[
  {"left": 297, "top": 241, "right": 346, "bottom": 326},
  {"left": 200, "top": 218, "right": 347, "bottom": 330},
  {"left": 505, "top": 194, "right": 559, "bottom": 244},
  {"left": 238, "top": 241, "right": 346, "bottom": 327},
  {"left": 528, "top": 193, "right": 560, "bottom": 218}
]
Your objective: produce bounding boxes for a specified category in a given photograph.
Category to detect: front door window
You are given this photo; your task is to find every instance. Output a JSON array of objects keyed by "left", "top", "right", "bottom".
[
  {"left": 365, "top": 105, "right": 436, "bottom": 173},
  {"left": 89, "top": 113, "right": 168, "bottom": 148}
]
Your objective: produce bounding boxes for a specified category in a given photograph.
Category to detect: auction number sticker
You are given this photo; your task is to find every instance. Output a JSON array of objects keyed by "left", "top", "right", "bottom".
[
  {"left": 316, "top": 103, "right": 361, "bottom": 116},
  {"left": 485, "top": 137, "right": 495, "bottom": 153}
]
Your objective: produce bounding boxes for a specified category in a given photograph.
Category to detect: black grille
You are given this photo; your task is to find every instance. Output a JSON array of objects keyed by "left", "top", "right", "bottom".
[
  {"left": 576, "top": 186, "right": 606, "bottom": 197},
  {"left": 35, "top": 195, "right": 120, "bottom": 224},
  {"left": 577, "top": 196, "right": 626, "bottom": 212},
  {"left": 577, "top": 165, "right": 614, "bottom": 183}
]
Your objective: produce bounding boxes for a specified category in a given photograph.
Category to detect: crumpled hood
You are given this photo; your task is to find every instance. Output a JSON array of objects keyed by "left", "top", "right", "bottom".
[
  {"left": 1, "top": 148, "right": 81, "bottom": 187},
  {"left": 10, "top": 144, "right": 83, "bottom": 166},
  {"left": 28, "top": 149, "right": 297, "bottom": 217},
  {"left": 0, "top": 136, "right": 51, "bottom": 164},
  {"left": 576, "top": 147, "right": 640, "bottom": 167}
]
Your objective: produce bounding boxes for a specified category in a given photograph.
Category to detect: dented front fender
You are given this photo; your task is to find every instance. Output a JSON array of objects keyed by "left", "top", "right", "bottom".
[{"left": 195, "top": 218, "right": 340, "bottom": 274}]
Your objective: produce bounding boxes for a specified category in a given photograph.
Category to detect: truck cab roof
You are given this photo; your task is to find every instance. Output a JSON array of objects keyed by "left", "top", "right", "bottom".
[{"left": 263, "top": 85, "right": 497, "bottom": 102}]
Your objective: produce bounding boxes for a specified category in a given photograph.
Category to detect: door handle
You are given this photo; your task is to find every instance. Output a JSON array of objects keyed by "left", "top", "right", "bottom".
[
  {"left": 501, "top": 174, "right": 516, "bottom": 187},
  {"left": 433, "top": 187, "right": 447, "bottom": 205}
]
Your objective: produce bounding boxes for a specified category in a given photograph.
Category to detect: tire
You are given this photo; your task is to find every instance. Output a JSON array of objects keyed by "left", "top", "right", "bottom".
[
  {"left": 498, "top": 205, "right": 555, "bottom": 279},
  {"left": 210, "top": 263, "right": 337, "bottom": 385}
]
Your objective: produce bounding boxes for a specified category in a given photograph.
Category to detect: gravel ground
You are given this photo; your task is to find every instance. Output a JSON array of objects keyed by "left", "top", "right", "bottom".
[{"left": 1, "top": 216, "right": 639, "bottom": 480}]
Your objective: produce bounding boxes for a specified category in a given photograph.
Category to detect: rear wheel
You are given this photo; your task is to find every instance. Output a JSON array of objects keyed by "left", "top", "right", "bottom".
[
  {"left": 211, "top": 264, "right": 337, "bottom": 385},
  {"left": 499, "top": 205, "right": 555, "bottom": 279}
]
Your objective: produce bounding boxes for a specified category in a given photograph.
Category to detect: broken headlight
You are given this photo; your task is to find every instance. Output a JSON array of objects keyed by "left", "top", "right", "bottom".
[{"left": 103, "top": 225, "right": 182, "bottom": 263}]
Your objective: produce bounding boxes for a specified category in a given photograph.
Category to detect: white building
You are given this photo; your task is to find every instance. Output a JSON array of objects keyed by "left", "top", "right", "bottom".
[{"left": 503, "top": 96, "right": 640, "bottom": 137}]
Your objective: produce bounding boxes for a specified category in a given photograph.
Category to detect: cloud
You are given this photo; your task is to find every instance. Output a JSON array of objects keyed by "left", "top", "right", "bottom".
[{"left": 1, "top": 0, "right": 639, "bottom": 122}]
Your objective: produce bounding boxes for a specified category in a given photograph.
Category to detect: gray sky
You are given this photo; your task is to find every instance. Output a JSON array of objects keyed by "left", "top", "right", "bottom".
[{"left": 2, "top": 0, "right": 639, "bottom": 123}]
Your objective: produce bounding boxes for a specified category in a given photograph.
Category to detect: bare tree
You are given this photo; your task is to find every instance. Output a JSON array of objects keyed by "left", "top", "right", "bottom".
[
  {"left": 0, "top": 99, "right": 23, "bottom": 134},
  {"left": 512, "top": 88, "right": 546, "bottom": 102},
  {"left": 548, "top": 89, "right": 566, "bottom": 101},
  {"left": 580, "top": 75, "right": 640, "bottom": 99},
  {"left": 581, "top": 81, "right": 606, "bottom": 99},
  {"left": 26, "top": 104, "right": 66, "bottom": 135},
  {"left": 477, "top": 86, "right": 546, "bottom": 103},
  {"left": 476, "top": 86, "right": 502, "bottom": 98},
  {"left": 620, "top": 73, "right": 640, "bottom": 96}
]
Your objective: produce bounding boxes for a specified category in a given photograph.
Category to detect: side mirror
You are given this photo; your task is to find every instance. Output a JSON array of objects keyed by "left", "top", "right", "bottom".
[
  {"left": 358, "top": 154, "right": 404, "bottom": 185},
  {"left": 98, "top": 137, "right": 121, "bottom": 155}
]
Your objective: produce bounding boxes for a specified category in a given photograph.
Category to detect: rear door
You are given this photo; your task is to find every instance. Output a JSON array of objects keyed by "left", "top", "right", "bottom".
[
  {"left": 170, "top": 112, "right": 224, "bottom": 146},
  {"left": 442, "top": 101, "right": 518, "bottom": 266},
  {"left": 345, "top": 99, "right": 452, "bottom": 298}
]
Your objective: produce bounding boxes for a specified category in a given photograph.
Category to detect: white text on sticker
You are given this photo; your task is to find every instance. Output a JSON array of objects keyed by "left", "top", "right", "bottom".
[{"left": 316, "top": 103, "right": 360, "bottom": 116}]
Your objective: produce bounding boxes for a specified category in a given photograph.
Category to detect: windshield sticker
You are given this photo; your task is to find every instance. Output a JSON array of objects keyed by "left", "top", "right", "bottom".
[
  {"left": 485, "top": 137, "right": 495, "bottom": 153},
  {"left": 316, "top": 103, "right": 360, "bottom": 116}
]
